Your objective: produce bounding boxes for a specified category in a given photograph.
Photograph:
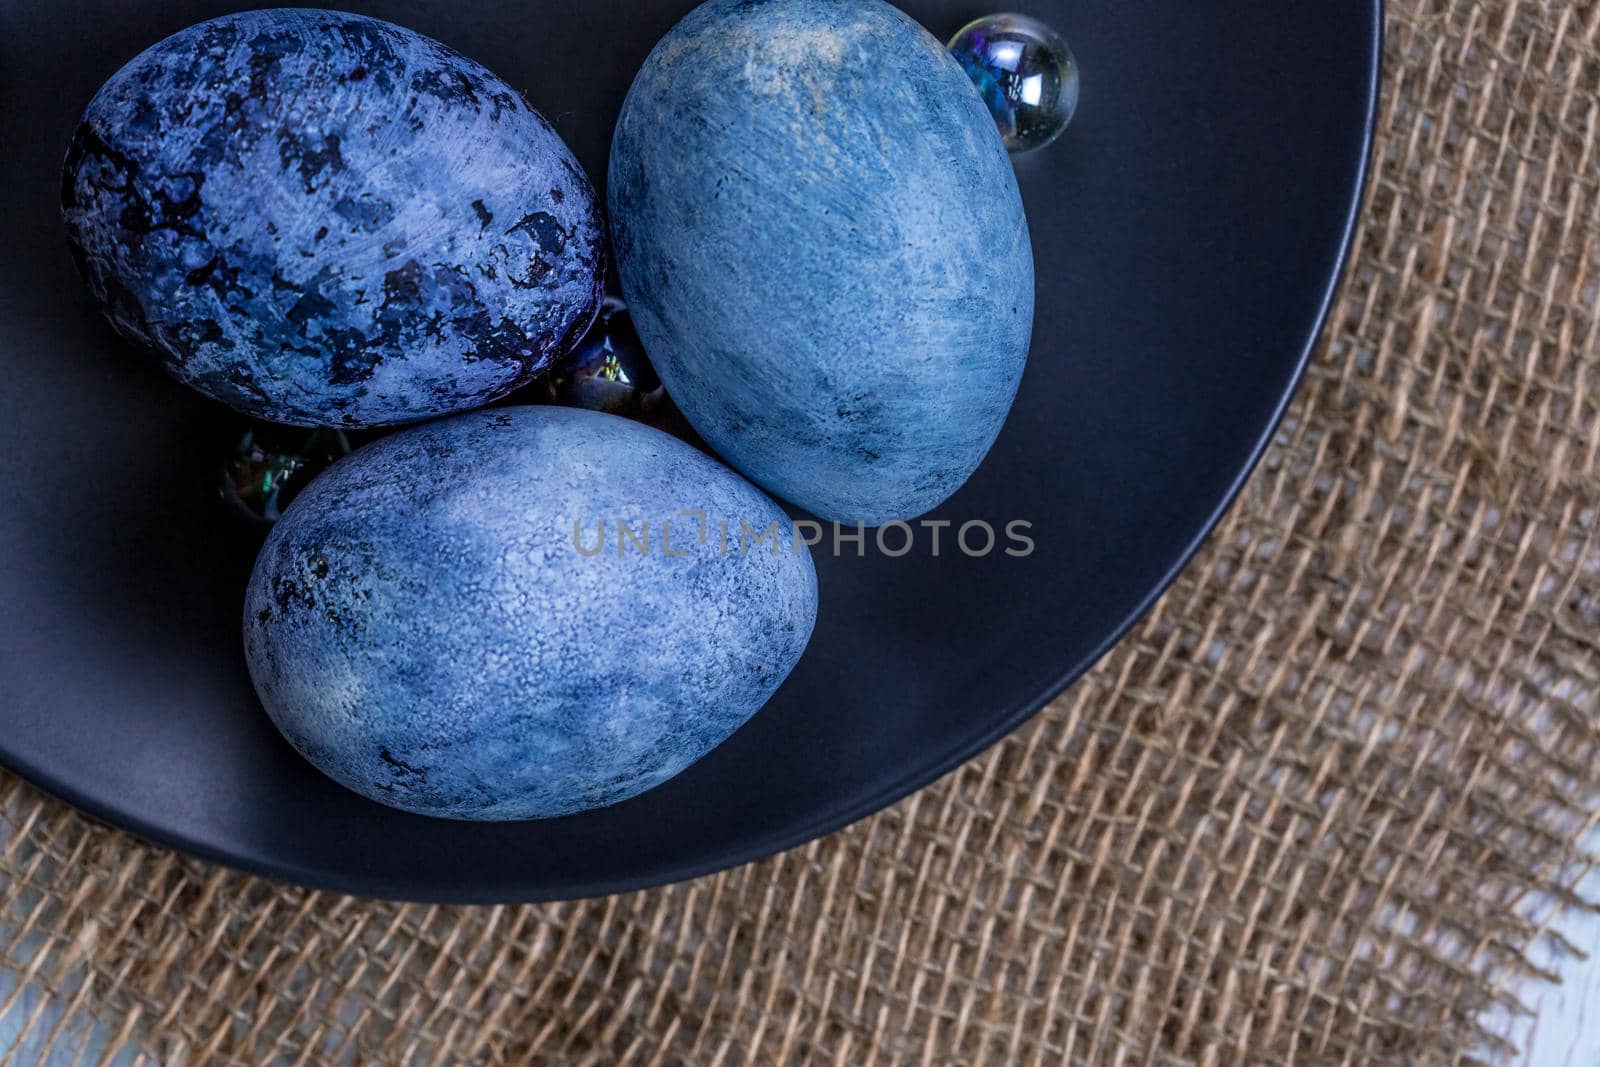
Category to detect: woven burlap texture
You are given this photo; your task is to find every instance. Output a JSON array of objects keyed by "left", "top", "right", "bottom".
[{"left": 1, "top": 0, "right": 1597, "bottom": 1063}]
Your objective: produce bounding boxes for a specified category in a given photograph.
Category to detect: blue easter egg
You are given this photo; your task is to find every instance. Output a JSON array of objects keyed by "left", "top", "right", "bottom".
[
  {"left": 62, "top": 9, "right": 604, "bottom": 428},
  {"left": 243, "top": 406, "right": 817, "bottom": 820},
  {"left": 609, "top": 0, "right": 1034, "bottom": 526}
]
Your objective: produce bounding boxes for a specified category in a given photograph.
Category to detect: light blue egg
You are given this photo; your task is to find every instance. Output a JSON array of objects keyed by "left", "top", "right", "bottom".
[
  {"left": 243, "top": 406, "right": 818, "bottom": 820},
  {"left": 63, "top": 10, "right": 604, "bottom": 428},
  {"left": 609, "top": 0, "right": 1034, "bottom": 526}
]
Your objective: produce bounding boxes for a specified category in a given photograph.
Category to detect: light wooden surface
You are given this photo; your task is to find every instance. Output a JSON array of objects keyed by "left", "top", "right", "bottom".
[{"left": 1511, "top": 866, "right": 1600, "bottom": 1067}]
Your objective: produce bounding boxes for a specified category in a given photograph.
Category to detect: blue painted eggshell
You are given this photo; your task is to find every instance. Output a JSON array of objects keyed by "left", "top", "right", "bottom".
[
  {"left": 243, "top": 406, "right": 818, "bottom": 820},
  {"left": 609, "top": 0, "right": 1034, "bottom": 526},
  {"left": 63, "top": 9, "right": 604, "bottom": 428}
]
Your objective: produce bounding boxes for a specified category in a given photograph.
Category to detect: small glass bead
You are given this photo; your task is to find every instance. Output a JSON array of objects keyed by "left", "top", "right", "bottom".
[
  {"left": 546, "top": 297, "right": 666, "bottom": 418},
  {"left": 222, "top": 425, "right": 351, "bottom": 523},
  {"left": 949, "top": 13, "right": 1079, "bottom": 154}
]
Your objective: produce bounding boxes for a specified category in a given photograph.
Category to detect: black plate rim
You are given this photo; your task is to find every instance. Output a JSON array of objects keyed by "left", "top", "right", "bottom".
[{"left": 0, "top": 0, "right": 1385, "bottom": 904}]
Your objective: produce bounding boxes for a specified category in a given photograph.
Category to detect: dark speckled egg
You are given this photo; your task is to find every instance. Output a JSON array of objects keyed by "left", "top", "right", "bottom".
[
  {"left": 244, "top": 406, "right": 818, "bottom": 820},
  {"left": 62, "top": 9, "right": 604, "bottom": 428},
  {"left": 610, "top": 0, "right": 1034, "bottom": 526}
]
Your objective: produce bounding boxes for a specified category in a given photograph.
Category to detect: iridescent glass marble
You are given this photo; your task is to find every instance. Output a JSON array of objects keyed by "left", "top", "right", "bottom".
[
  {"left": 949, "top": 13, "right": 1079, "bottom": 153},
  {"left": 545, "top": 297, "right": 666, "bottom": 418},
  {"left": 223, "top": 426, "right": 351, "bottom": 523}
]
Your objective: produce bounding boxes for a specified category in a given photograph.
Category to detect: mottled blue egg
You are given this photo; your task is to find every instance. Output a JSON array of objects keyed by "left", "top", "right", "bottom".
[
  {"left": 609, "top": 0, "right": 1034, "bottom": 526},
  {"left": 63, "top": 10, "right": 604, "bottom": 428},
  {"left": 243, "top": 406, "right": 818, "bottom": 820}
]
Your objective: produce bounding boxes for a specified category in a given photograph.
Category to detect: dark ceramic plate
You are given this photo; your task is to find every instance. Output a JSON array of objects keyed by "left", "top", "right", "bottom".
[{"left": 0, "top": 1, "right": 1380, "bottom": 902}]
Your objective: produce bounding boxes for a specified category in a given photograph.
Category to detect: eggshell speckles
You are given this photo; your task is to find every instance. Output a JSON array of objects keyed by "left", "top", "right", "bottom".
[
  {"left": 63, "top": 9, "right": 604, "bottom": 427},
  {"left": 243, "top": 406, "right": 818, "bottom": 820},
  {"left": 609, "top": 0, "right": 1034, "bottom": 525}
]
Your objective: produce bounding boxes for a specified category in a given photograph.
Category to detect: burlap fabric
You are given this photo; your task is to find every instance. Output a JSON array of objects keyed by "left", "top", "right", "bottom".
[{"left": 0, "top": 0, "right": 1595, "bottom": 1063}]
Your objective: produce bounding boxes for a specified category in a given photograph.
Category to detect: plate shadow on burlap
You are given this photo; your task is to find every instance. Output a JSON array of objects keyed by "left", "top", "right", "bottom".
[{"left": 0, "top": 0, "right": 1596, "bottom": 1063}]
